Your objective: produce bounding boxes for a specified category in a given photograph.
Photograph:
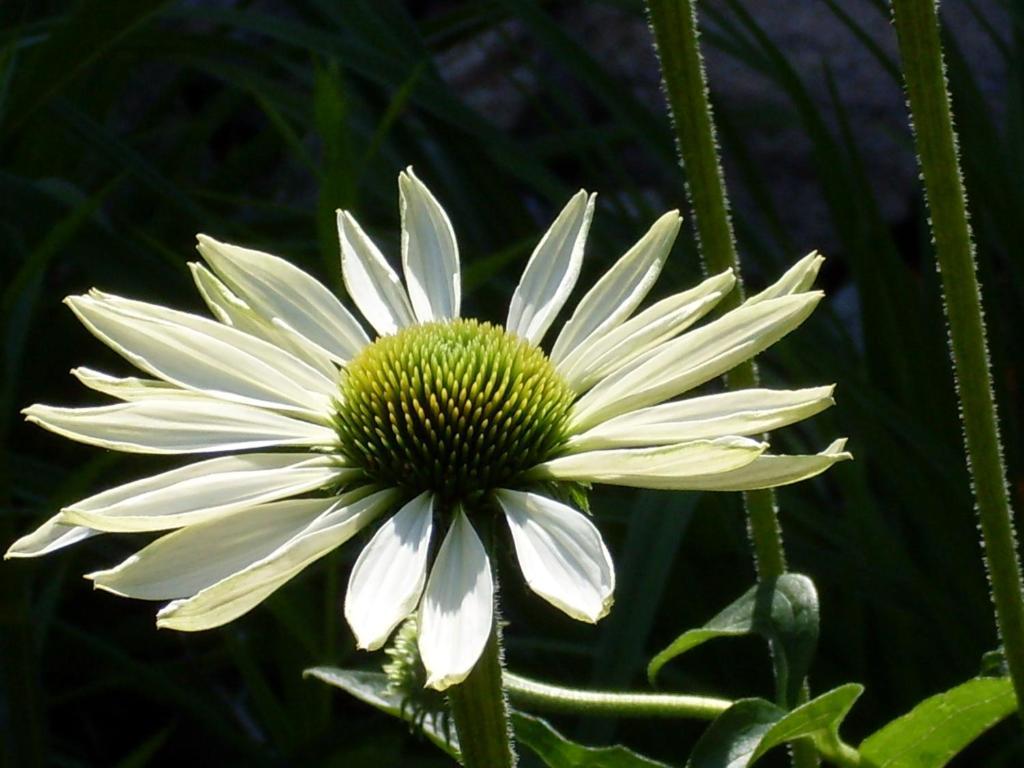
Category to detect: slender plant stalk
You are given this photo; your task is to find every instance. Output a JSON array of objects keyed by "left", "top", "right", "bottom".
[
  {"left": 646, "top": 3, "right": 814, "bottom": 764},
  {"left": 891, "top": 0, "right": 1024, "bottom": 719},
  {"left": 447, "top": 613, "right": 516, "bottom": 767},
  {"left": 506, "top": 674, "right": 863, "bottom": 768},
  {"left": 644, "top": 0, "right": 785, "bottom": 582},
  {"left": 505, "top": 672, "right": 731, "bottom": 720}
]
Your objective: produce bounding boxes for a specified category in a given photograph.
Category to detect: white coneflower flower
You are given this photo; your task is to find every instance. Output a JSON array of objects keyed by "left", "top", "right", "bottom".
[{"left": 6, "top": 168, "right": 848, "bottom": 690}]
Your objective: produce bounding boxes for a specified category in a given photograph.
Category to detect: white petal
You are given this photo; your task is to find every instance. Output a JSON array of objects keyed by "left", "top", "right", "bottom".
[
  {"left": 399, "top": 167, "right": 460, "bottom": 322},
  {"left": 571, "top": 292, "right": 822, "bottom": 430},
  {"left": 72, "top": 368, "right": 191, "bottom": 401},
  {"left": 745, "top": 251, "right": 824, "bottom": 306},
  {"left": 506, "top": 191, "right": 595, "bottom": 346},
  {"left": 5, "top": 514, "right": 99, "bottom": 559},
  {"left": 557, "top": 270, "right": 735, "bottom": 392},
  {"left": 88, "top": 496, "right": 344, "bottom": 599},
  {"left": 197, "top": 235, "right": 369, "bottom": 362},
  {"left": 550, "top": 210, "right": 680, "bottom": 363},
  {"left": 68, "top": 293, "right": 335, "bottom": 419},
  {"left": 95, "top": 289, "right": 339, "bottom": 402},
  {"left": 156, "top": 488, "right": 397, "bottom": 631},
  {"left": 676, "top": 439, "right": 852, "bottom": 490},
  {"left": 337, "top": 210, "right": 416, "bottom": 335},
  {"left": 567, "top": 386, "right": 836, "bottom": 452},
  {"left": 24, "top": 399, "right": 337, "bottom": 454},
  {"left": 60, "top": 453, "right": 352, "bottom": 532},
  {"left": 419, "top": 510, "right": 493, "bottom": 690},
  {"left": 496, "top": 489, "right": 614, "bottom": 623},
  {"left": 534, "top": 437, "right": 766, "bottom": 490},
  {"left": 190, "top": 263, "right": 336, "bottom": 377},
  {"left": 345, "top": 492, "right": 434, "bottom": 650}
]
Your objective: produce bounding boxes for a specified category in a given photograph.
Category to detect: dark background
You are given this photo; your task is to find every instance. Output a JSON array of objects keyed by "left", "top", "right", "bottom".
[{"left": 2, "top": 1, "right": 1022, "bottom": 765}]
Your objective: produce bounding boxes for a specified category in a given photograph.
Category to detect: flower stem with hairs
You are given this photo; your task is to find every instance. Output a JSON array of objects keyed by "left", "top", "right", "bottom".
[{"left": 891, "top": 0, "right": 1024, "bottom": 721}]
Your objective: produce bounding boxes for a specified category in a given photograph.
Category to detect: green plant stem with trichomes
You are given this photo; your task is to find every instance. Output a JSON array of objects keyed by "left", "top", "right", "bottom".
[
  {"left": 506, "top": 672, "right": 731, "bottom": 720},
  {"left": 644, "top": 0, "right": 785, "bottom": 583},
  {"left": 645, "top": 3, "right": 815, "bottom": 765},
  {"left": 447, "top": 613, "right": 516, "bottom": 767},
  {"left": 891, "top": 0, "right": 1024, "bottom": 721},
  {"left": 506, "top": 673, "right": 863, "bottom": 767}
]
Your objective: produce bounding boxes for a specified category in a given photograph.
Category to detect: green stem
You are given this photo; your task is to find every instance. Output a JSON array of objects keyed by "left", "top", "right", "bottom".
[
  {"left": 644, "top": 0, "right": 786, "bottom": 583},
  {"left": 891, "top": 0, "right": 1024, "bottom": 721},
  {"left": 646, "top": 4, "right": 810, "bottom": 764},
  {"left": 506, "top": 674, "right": 863, "bottom": 768},
  {"left": 814, "top": 734, "right": 865, "bottom": 768},
  {"left": 505, "top": 672, "right": 731, "bottom": 720},
  {"left": 447, "top": 615, "right": 516, "bottom": 767}
]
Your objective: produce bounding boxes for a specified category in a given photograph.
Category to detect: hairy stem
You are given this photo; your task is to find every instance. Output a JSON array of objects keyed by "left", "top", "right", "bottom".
[
  {"left": 644, "top": 0, "right": 786, "bottom": 583},
  {"left": 447, "top": 615, "right": 516, "bottom": 767},
  {"left": 506, "top": 674, "right": 863, "bottom": 767},
  {"left": 646, "top": 3, "right": 810, "bottom": 763},
  {"left": 891, "top": 0, "right": 1024, "bottom": 721},
  {"left": 505, "top": 672, "right": 731, "bottom": 720}
]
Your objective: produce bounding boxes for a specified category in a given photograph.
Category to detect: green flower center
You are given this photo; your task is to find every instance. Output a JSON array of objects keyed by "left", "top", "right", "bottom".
[{"left": 334, "top": 319, "right": 574, "bottom": 503}]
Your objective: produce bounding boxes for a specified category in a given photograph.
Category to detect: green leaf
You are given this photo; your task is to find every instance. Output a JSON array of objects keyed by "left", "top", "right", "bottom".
[
  {"left": 313, "top": 58, "right": 354, "bottom": 285},
  {"left": 512, "top": 712, "right": 671, "bottom": 768},
  {"left": 859, "top": 677, "right": 1016, "bottom": 767},
  {"left": 687, "top": 684, "right": 863, "bottom": 768},
  {"left": 648, "top": 574, "right": 819, "bottom": 706},
  {"left": 304, "top": 667, "right": 459, "bottom": 760},
  {"left": 308, "top": 667, "right": 673, "bottom": 767}
]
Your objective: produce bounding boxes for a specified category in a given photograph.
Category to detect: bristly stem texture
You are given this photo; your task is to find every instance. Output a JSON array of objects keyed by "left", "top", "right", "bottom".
[
  {"left": 506, "top": 674, "right": 864, "bottom": 768},
  {"left": 447, "top": 612, "right": 516, "bottom": 767},
  {"left": 505, "top": 672, "right": 731, "bottom": 720},
  {"left": 646, "top": 3, "right": 812, "bottom": 763},
  {"left": 891, "top": 0, "right": 1024, "bottom": 720},
  {"left": 644, "top": 0, "right": 786, "bottom": 582}
]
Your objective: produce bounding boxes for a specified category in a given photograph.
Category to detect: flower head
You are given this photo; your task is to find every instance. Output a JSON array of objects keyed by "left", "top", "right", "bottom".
[{"left": 7, "top": 167, "right": 849, "bottom": 689}]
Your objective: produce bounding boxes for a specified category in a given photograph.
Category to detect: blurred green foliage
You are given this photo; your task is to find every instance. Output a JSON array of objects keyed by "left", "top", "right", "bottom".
[{"left": 1, "top": 0, "right": 1021, "bottom": 766}]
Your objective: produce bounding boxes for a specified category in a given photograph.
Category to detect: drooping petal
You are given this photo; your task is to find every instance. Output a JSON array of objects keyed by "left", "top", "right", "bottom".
[
  {"left": 418, "top": 509, "right": 493, "bottom": 690},
  {"left": 60, "top": 453, "right": 352, "bottom": 532},
  {"left": 399, "top": 167, "right": 460, "bottom": 322},
  {"left": 337, "top": 210, "right": 416, "bottom": 336},
  {"left": 24, "top": 399, "right": 337, "bottom": 454},
  {"left": 196, "top": 235, "right": 369, "bottom": 362},
  {"left": 571, "top": 292, "right": 822, "bottom": 430},
  {"left": 345, "top": 492, "right": 434, "bottom": 650},
  {"left": 4, "top": 514, "right": 99, "bottom": 559},
  {"left": 496, "top": 489, "right": 614, "bottom": 623},
  {"left": 506, "top": 191, "right": 595, "bottom": 346},
  {"left": 72, "top": 368, "right": 190, "bottom": 401},
  {"left": 190, "top": 263, "right": 336, "bottom": 377},
  {"left": 87, "top": 496, "right": 345, "bottom": 600},
  {"left": 557, "top": 270, "right": 735, "bottom": 392},
  {"left": 67, "top": 293, "right": 335, "bottom": 419},
  {"left": 744, "top": 251, "right": 824, "bottom": 306},
  {"left": 550, "top": 210, "right": 681, "bottom": 363},
  {"left": 156, "top": 488, "right": 397, "bottom": 631},
  {"left": 674, "top": 439, "right": 852, "bottom": 491},
  {"left": 534, "top": 437, "right": 766, "bottom": 490},
  {"left": 566, "top": 386, "right": 836, "bottom": 452}
]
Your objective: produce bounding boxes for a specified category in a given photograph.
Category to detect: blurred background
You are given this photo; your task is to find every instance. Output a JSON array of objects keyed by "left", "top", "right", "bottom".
[{"left": 1, "top": 1, "right": 1022, "bottom": 765}]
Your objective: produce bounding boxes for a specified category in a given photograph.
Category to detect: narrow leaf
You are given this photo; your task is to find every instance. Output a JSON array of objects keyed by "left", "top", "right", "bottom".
[
  {"left": 513, "top": 712, "right": 671, "bottom": 768},
  {"left": 648, "top": 574, "right": 818, "bottom": 706},
  {"left": 304, "top": 667, "right": 458, "bottom": 759},
  {"left": 687, "top": 684, "right": 863, "bottom": 768}
]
